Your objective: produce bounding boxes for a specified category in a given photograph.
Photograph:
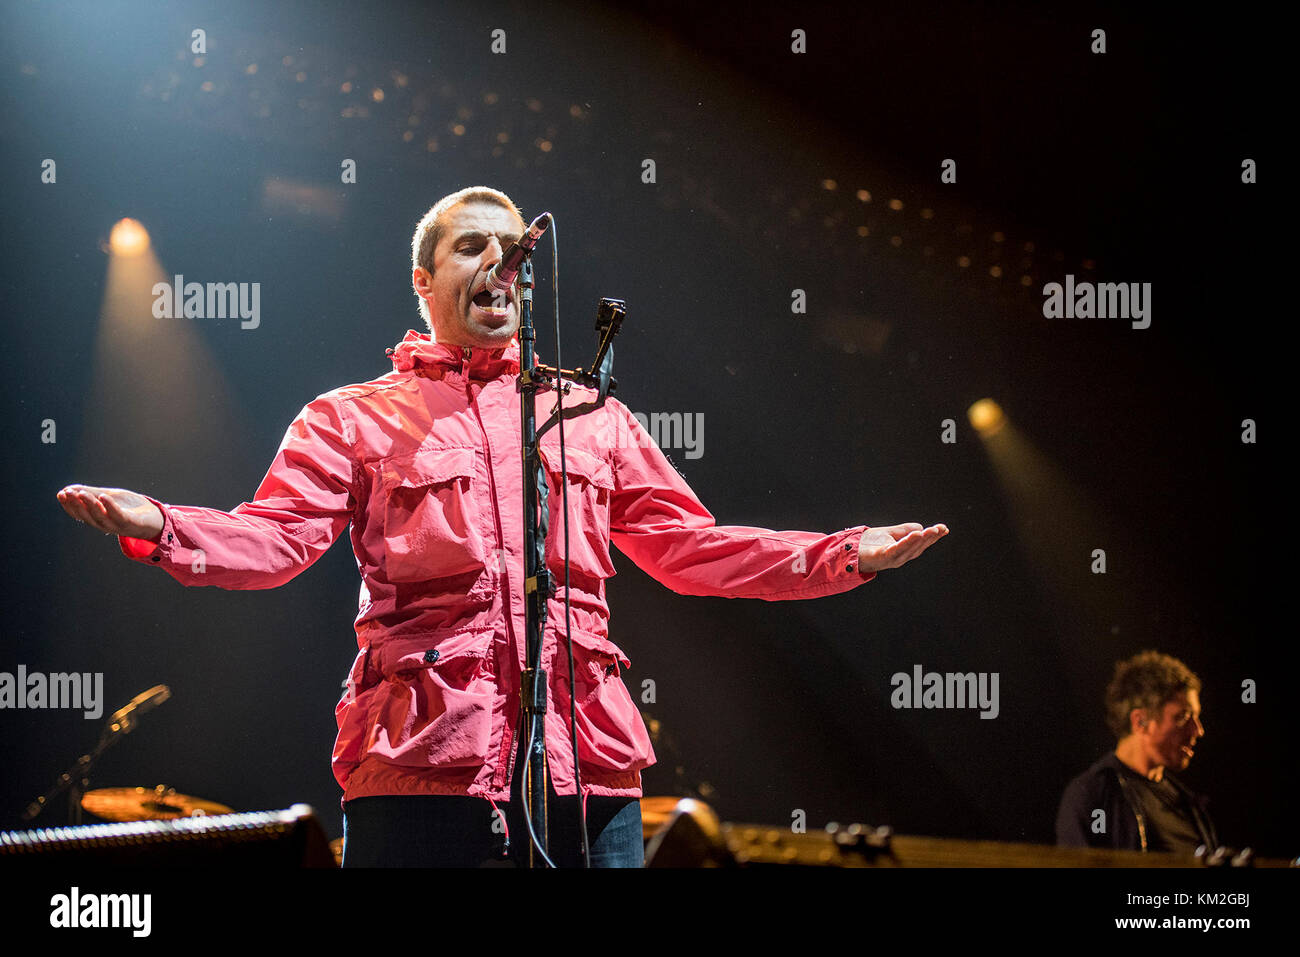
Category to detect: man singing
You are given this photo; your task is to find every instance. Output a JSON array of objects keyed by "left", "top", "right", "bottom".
[{"left": 56, "top": 186, "right": 948, "bottom": 867}]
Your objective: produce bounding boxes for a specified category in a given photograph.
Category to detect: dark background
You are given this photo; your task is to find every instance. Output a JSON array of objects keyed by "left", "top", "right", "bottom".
[{"left": 1, "top": 0, "right": 1288, "bottom": 857}]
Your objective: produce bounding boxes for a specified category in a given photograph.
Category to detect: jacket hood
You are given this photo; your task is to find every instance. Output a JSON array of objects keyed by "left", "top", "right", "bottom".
[{"left": 387, "top": 330, "right": 522, "bottom": 378}]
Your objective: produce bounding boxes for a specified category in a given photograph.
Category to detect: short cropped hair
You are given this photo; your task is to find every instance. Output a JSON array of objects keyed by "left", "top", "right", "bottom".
[
  {"left": 1104, "top": 650, "right": 1201, "bottom": 740},
  {"left": 411, "top": 187, "right": 524, "bottom": 328}
]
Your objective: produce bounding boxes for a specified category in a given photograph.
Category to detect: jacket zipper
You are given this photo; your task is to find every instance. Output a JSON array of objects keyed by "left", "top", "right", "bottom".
[{"left": 463, "top": 346, "right": 525, "bottom": 793}]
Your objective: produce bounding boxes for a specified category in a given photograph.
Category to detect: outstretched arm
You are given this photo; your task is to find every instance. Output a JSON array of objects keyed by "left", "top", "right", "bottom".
[
  {"left": 53, "top": 396, "right": 357, "bottom": 589},
  {"left": 607, "top": 401, "right": 947, "bottom": 600},
  {"left": 56, "top": 486, "right": 164, "bottom": 539}
]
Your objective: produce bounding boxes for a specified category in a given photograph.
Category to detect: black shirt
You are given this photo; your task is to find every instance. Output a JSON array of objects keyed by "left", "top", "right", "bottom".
[{"left": 1120, "top": 764, "right": 1212, "bottom": 854}]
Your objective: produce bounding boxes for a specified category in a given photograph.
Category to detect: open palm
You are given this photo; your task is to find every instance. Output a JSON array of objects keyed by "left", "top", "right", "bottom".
[
  {"left": 56, "top": 485, "right": 164, "bottom": 540},
  {"left": 857, "top": 522, "right": 948, "bottom": 573}
]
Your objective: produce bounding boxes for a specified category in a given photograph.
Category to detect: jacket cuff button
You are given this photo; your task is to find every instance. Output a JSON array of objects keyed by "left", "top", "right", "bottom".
[
  {"left": 424, "top": 649, "right": 440, "bottom": 663},
  {"left": 846, "top": 564, "right": 855, "bottom": 573}
]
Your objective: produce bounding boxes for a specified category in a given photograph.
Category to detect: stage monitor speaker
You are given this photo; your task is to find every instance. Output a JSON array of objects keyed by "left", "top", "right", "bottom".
[{"left": 0, "top": 804, "right": 336, "bottom": 868}]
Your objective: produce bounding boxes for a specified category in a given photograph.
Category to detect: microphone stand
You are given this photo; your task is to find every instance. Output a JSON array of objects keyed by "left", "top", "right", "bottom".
[
  {"left": 20, "top": 685, "right": 172, "bottom": 825},
  {"left": 515, "top": 241, "right": 623, "bottom": 866},
  {"left": 516, "top": 254, "right": 552, "bottom": 866},
  {"left": 534, "top": 298, "right": 623, "bottom": 440}
]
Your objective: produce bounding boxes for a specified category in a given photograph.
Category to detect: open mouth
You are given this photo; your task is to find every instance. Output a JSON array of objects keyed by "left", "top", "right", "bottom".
[{"left": 471, "top": 288, "right": 511, "bottom": 318}]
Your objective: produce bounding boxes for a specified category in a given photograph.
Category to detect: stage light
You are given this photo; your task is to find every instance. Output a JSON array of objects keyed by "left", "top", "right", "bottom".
[
  {"left": 108, "top": 218, "right": 150, "bottom": 257},
  {"left": 968, "top": 398, "right": 1006, "bottom": 437}
]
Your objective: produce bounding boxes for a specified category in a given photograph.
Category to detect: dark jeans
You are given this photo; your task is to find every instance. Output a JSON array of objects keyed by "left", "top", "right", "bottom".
[{"left": 342, "top": 790, "right": 644, "bottom": 868}]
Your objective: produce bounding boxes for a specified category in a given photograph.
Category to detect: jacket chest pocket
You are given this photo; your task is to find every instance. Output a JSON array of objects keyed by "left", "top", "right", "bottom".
[
  {"left": 539, "top": 445, "right": 617, "bottom": 580},
  {"left": 380, "top": 447, "right": 487, "bottom": 582}
]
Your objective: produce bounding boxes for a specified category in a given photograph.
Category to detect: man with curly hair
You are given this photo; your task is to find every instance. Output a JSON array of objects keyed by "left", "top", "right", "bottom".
[{"left": 1055, "top": 650, "right": 1217, "bottom": 854}]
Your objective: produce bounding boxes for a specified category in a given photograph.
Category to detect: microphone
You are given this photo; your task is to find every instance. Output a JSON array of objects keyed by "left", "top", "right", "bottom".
[
  {"left": 107, "top": 684, "right": 171, "bottom": 735},
  {"left": 484, "top": 211, "right": 552, "bottom": 299}
]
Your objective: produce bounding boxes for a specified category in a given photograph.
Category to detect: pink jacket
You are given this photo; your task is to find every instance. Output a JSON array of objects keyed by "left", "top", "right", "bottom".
[{"left": 120, "top": 332, "right": 875, "bottom": 803}]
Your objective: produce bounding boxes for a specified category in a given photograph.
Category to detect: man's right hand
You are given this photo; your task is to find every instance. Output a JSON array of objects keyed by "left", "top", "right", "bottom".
[{"left": 56, "top": 485, "right": 165, "bottom": 541}]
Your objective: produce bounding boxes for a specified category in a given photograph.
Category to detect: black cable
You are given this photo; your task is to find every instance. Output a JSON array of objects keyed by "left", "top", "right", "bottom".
[
  {"left": 519, "top": 712, "right": 557, "bottom": 868},
  {"left": 551, "top": 222, "right": 592, "bottom": 867}
]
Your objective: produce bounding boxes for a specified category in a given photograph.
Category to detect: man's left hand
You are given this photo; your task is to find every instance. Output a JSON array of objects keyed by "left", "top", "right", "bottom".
[{"left": 857, "top": 523, "right": 948, "bottom": 575}]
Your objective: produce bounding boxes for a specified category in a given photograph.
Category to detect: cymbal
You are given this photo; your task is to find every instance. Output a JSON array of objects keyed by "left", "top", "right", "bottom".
[{"left": 81, "top": 786, "right": 233, "bottom": 822}]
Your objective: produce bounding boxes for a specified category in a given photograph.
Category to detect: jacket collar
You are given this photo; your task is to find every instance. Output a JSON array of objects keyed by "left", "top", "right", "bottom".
[{"left": 387, "top": 330, "right": 522, "bottom": 379}]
